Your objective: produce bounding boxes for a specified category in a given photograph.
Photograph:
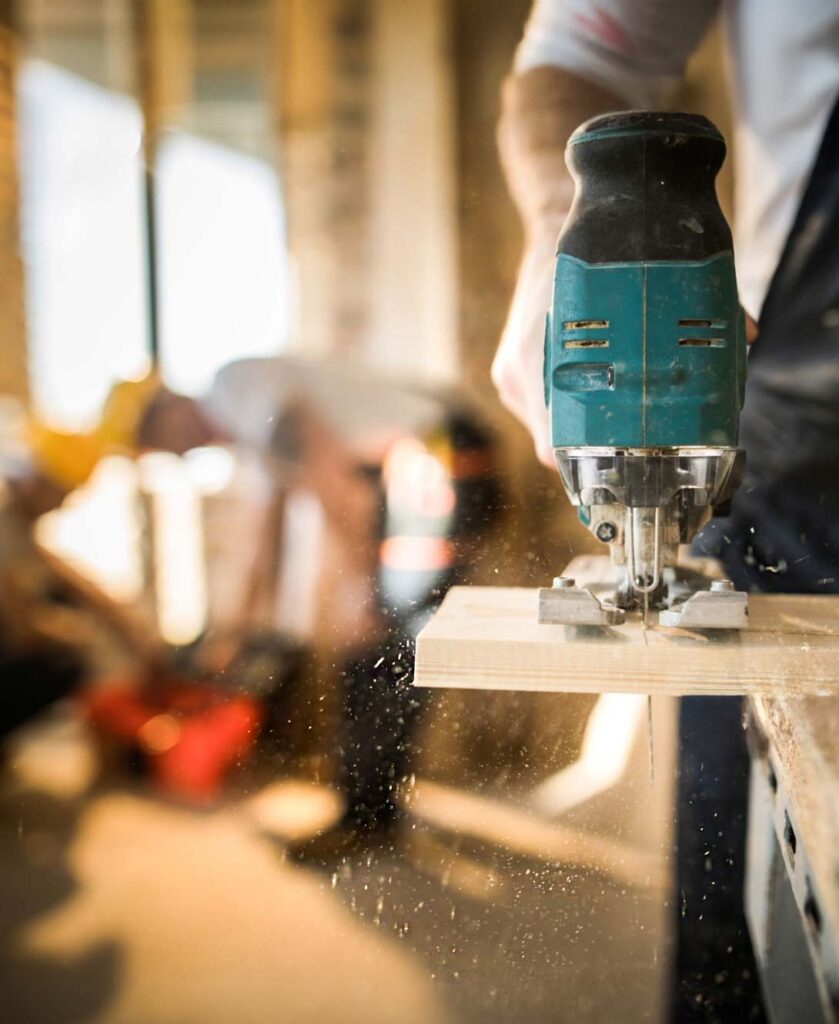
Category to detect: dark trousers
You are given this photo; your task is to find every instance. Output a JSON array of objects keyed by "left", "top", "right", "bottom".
[
  {"left": 340, "top": 632, "right": 423, "bottom": 829},
  {"left": 673, "top": 698, "right": 765, "bottom": 1022}
]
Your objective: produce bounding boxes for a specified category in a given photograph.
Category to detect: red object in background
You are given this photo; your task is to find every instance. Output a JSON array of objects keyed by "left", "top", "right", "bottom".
[{"left": 83, "top": 676, "right": 263, "bottom": 802}]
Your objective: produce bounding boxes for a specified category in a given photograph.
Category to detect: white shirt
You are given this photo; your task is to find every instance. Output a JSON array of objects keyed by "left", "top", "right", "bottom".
[{"left": 515, "top": 0, "right": 839, "bottom": 320}]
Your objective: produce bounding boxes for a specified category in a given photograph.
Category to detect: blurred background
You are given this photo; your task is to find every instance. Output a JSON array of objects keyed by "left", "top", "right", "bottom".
[{"left": 0, "top": 2, "right": 732, "bottom": 1022}]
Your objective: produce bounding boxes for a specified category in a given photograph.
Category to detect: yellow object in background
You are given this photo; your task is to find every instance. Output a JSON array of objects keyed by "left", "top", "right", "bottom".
[{"left": 29, "top": 373, "right": 161, "bottom": 491}]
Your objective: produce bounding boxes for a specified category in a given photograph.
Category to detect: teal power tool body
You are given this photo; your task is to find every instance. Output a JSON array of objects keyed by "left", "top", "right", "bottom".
[{"left": 539, "top": 112, "right": 749, "bottom": 628}]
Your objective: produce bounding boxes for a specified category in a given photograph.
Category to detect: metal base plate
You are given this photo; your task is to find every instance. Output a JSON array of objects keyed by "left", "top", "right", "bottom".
[
  {"left": 538, "top": 580, "right": 626, "bottom": 626},
  {"left": 538, "top": 575, "right": 748, "bottom": 629},
  {"left": 658, "top": 583, "right": 749, "bottom": 629}
]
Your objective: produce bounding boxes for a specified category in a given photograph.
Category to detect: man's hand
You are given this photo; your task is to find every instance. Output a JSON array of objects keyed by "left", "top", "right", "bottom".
[
  {"left": 492, "top": 222, "right": 561, "bottom": 467},
  {"left": 495, "top": 68, "right": 623, "bottom": 467}
]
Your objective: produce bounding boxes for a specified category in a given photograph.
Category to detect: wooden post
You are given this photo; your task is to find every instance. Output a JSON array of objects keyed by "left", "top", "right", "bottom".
[
  {"left": 273, "top": 0, "right": 374, "bottom": 362},
  {"left": 0, "top": 0, "right": 28, "bottom": 402},
  {"left": 274, "top": 0, "right": 457, "bottom": 379},
  {"left": 367, "top": 0, "right": 457, "bottom": 382}
]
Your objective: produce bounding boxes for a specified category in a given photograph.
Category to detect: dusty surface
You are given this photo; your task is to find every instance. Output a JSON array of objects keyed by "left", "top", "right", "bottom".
[{"left": 0, "top": 713, "right": 674, "bottom": 1023}]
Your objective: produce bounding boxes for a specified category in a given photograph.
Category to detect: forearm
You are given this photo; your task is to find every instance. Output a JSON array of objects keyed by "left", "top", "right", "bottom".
[{"left": 498, "top": 66, "right": 625, "bottom": 240}]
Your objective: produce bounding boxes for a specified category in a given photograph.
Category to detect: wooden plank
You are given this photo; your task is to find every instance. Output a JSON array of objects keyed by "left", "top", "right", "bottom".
[{"left": 415, "top": 585, "right": 839, "bottom": 696}]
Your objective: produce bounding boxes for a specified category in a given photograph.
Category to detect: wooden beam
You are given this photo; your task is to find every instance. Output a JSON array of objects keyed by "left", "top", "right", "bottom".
[
  {"left": 275, "top": 0, "right": 457, "bottom": 378},
  {"left": 415, "top": 581, "right": 839, "bottom": 697},
  {"left": 367, "top": 0, "right": 457, "bottom": 382},
  {"left": 273, "top": 0, "right": 374, "bottom": 362}
]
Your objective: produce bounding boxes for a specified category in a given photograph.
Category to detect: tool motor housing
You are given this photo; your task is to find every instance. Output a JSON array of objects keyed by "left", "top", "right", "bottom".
[{"left": 545, "top": 111, "right": 746, "bottom": 449}]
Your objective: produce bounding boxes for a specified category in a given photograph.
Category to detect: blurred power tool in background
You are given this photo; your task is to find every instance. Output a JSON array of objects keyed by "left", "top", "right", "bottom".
[{"left": 539, "top": 112, "right": 748, "bottom": 629}]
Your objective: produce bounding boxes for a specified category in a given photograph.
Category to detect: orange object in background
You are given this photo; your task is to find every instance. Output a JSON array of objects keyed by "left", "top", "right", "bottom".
[
  {"left": 83, "top": 677, "right": 263, "bottom": 802},
  {"left": 30, "top": 373, "right": 162, "bottom": 491}
]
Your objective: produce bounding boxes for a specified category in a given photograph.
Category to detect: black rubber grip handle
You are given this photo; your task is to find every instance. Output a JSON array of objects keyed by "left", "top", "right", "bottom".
[{"left": 558, "top": 111, "right": 732, "bottom": 265}]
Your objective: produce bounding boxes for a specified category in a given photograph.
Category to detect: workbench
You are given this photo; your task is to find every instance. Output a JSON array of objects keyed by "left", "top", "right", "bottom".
[{"left": 746, "top": 695, "right": 839, "bottom": 1022}]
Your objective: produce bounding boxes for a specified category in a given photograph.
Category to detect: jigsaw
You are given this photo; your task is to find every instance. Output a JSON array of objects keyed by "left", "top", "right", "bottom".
[{"left": 539, "top": 112, "right": 748, "bottom": 628}]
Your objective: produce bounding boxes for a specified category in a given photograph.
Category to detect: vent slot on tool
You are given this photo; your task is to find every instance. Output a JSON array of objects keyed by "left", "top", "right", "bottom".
[
  {"left": 678, "top": 318, "right": 727, "bottom": 328},
  {"left": 677, "top": 317, "right": 727, "bottom": 348},
  {"left": 563, "top": 319, "right": 610, "bottom": 349}
]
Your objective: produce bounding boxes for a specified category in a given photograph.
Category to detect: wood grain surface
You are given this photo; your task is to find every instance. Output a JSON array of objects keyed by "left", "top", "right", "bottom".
[{"left": 415, "top": 585, "right": 839, "bottom": 696}]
